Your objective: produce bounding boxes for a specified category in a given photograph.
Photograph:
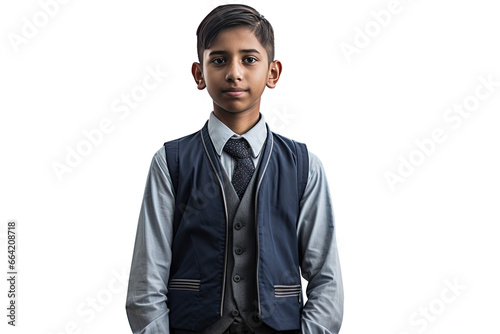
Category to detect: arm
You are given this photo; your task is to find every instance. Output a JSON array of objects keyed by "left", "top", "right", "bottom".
[
  {"left": 297, "top": 151, "right": 344, "bottom": 334},
  {"left": 126, "top": 148, "right": 175, "bottom": 334}
]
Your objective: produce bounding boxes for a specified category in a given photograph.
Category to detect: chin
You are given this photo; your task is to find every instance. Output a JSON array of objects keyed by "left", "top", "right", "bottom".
[{"left": 216, "top": 104, "right": 251, "bottom": 114}]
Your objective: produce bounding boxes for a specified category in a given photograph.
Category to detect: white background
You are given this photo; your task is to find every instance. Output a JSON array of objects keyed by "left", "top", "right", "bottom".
[{"left": 1, "top": 0, "right": 499, "bottom": 333}]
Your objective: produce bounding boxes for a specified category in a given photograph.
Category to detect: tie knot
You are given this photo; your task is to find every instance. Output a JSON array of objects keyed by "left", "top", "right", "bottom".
[{"left": 223, "top": 138, "right": 253, "bottom": 160}]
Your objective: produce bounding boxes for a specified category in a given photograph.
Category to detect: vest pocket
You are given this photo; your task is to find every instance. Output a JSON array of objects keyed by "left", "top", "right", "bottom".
[
  {"left": 274, "top": 284, "right": 301, "bottom": 298},
  {"left": 168, "top": 278, "right": 201, "bottom": 292}
]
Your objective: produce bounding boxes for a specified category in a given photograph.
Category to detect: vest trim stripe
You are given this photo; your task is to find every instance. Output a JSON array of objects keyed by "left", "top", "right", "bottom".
[
  {"left": 200, "top": 127, "right": 229, "bottom": 317},
  {"left": 169, "top": 278, "right": 201, "bottom": 291},
  {"left": 254, "top": 128, "right": 274, "bottom": 319},
  {"left": 274, "top": 284, "right": 301, "bottom": 297}
]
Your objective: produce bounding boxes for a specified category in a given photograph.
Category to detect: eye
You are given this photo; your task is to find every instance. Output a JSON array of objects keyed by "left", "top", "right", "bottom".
[
  {"left": 212, "top": 58, "right": 226, "bottom": 65},
  {"left": 244, "top": 57, "right": 257, "bottom": 64}
]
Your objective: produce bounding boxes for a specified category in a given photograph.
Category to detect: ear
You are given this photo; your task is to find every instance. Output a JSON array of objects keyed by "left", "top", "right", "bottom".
[
  {"left": 266, "top": 60, "right": 282, "bottom": 89},
  {"left": 192, "top": 62, "right": 206, "bottom": 90}
]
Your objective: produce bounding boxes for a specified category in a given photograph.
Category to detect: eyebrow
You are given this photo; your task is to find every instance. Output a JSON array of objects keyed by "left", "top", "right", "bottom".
[{"left": 208, "top": 49, "right": 261, "bottom": 56}]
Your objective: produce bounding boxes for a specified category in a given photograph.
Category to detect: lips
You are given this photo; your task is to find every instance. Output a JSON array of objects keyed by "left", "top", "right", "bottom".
[
  {"left": 223, "top": 88, "right": 247, "bottom": 97},
  {"left": 223, "top": 88, "right": 247, "bottom": 92}
]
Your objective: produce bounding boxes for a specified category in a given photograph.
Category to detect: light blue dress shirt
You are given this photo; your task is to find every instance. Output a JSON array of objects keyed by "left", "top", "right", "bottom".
[{"left": 126, "top": 112, "right": 344, "bottom": 334}]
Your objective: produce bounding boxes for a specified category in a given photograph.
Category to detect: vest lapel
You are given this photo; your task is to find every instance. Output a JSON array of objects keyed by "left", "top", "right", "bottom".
[
  {"left": 255, "top": 124, "right": 273, "bottom": 190},
  {"left": 200, "top": 121, "right": 225, "bottom": 186}
]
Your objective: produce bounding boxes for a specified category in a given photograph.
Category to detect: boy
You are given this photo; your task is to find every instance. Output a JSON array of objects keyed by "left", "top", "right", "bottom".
[{"left": 126, "top": 4, "right": 343, "bottom": 334}]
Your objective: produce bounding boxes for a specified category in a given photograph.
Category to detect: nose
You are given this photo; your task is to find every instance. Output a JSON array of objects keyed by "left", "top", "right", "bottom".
[{"left": 225, "top": 59, "right": 243, "bottom": 82}]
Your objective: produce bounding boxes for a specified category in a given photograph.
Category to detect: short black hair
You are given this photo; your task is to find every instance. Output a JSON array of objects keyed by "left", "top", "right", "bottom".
[{"left": 196, "top": 4, "right": 275, "bottom": 69}]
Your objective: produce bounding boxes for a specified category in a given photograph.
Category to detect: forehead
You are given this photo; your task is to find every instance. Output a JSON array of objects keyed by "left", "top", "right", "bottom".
[{"left": 204, "top": 26, "right": 265, "bottom": 56}]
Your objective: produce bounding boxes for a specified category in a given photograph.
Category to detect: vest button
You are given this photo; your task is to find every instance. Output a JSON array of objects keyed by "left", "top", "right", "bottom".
[
  {"left": 233, "top": 275, "right": 241, "bottom": 282},
  {"left": 231, "top": 309, "right": 239, "bottom": 317},
  {"left": 234, "top": 222, "right": 243, "bottom": 230},
  {"left": 235, "top": 247, "right": 243, "bottom": 255}
]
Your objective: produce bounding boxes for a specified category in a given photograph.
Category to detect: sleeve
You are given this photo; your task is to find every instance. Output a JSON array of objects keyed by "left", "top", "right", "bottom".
[
  {"left": 125, "top": 148, "right": 176, "bottom": 334},
  {"left": 297, "top": 151, "right": 344, "bottom": 334}
]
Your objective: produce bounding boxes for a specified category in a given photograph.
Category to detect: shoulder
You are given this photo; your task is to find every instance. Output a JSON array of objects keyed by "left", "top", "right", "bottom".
[
  {"left": 144, "top": 145, "right": 175, "bottom": 190},
  {"left": 270, "top": 131, "right": 308, "bottom": 163},
  {"left": 147, "top": 145, "right": 169, "bottom": 178},
  {"left": 268, "top": 129, "right": 324, "bottom": 171},
  {"left": 304, "top": 150, "right": 330, "bottom": 193},
  {"left": 271, "top": 130, "right": 306, "bottom": 147},
  {"left": 163, "top": 128, "right": 202, "bottom": 147},
  {"left": 154, "top": 145, "right": 167, "bottom": 164},
  {"left": 307, "top": 151, "right": 324, "bottom": 174}
]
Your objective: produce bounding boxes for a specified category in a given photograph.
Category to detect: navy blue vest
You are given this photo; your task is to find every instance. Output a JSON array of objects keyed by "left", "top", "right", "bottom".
[{"left": 164, "top": 122, "right": 308, "bottom": 331}]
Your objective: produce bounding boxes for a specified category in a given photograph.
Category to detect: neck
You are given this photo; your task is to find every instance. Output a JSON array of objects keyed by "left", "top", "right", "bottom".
[{"left": 213, "top": 107, "right": 260, "bottom": 135}]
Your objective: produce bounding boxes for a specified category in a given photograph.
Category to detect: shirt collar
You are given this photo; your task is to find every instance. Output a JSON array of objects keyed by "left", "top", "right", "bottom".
[{"left": 208, "top": 111, "right": 267, "bottom": 158}]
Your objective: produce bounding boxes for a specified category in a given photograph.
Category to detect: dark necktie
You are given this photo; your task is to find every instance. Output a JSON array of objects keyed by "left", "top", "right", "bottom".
[{"left": 223, "top": 138, "right": 255, "bottom": 199}]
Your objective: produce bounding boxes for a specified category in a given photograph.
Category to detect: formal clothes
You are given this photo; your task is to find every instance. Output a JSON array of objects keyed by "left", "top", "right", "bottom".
[{"left": 126, "top": 112, "right": 344, "bottom": 334}]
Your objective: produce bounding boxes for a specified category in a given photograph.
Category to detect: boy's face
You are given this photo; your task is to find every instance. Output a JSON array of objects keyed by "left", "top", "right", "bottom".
[{"left": 193, "top": 26, "right": 281, "bottom": 118}]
